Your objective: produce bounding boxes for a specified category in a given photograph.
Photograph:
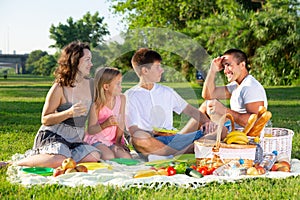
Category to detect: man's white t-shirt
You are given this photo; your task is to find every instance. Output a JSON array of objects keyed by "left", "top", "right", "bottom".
[
  {"left": 124, "top": 83, "right": 188, "bottom": 132},
  {"left": 226, "top": 75, "right": 268, "bottom": 114}
]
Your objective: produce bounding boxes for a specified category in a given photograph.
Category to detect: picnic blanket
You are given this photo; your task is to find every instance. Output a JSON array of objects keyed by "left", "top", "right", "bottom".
[{"left": 6, "top": 153, "right": 300, "bottom": 189}]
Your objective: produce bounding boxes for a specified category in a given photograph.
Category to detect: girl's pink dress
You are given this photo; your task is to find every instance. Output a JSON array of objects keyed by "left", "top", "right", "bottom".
[{"left": 84, "top": 95, "right": 124, "bottom": 146}]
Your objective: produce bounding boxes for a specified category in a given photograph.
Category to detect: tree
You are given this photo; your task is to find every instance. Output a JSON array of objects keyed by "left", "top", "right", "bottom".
[
  {"left": 187, "top": 0, "right": 300, "bottom": 85},
  {"left": 108, "top": 0, "right": 299, "bottom": 85},
  {"left": 33, "top": 55, "right": 57, "bottom": 76},
  {"left": 25, "top": 50, "right": 48, "bottom": 74},
  {"left": 49, "top": 12, "right": 110, "bottom": 49}
]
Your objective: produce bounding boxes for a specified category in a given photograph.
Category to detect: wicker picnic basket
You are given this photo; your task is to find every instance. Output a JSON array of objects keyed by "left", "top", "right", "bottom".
[
  {"left": 195, "top": 114, "right": 256, "bottom": 169},
  {"left": 262, "top": 127, "right": 294, "bottom": 162}
]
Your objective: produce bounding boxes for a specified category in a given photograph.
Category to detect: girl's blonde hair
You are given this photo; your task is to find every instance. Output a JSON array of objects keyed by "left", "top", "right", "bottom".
[{"left": 94, "top": 67, "right": 121, "bottom": 110}]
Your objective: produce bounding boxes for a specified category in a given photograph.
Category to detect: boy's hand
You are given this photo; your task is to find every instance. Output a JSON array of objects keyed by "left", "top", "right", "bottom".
[{"left": 200, "top": 121, "right": 218, "bottom": 135}]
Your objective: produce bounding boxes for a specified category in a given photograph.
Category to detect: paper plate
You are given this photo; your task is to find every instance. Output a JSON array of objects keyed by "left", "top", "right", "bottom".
[
  {"left": 22, "top": 167, "right": 54, "bottom": 176},
  {"left": 152, "top": 127, "right": 179, "bottom": 134},
  {"left": 77, "top": 162, "right": 111, "bottom": 170},
  {"left": 109, "top": 158, "right": 140, "bottom": 166}
]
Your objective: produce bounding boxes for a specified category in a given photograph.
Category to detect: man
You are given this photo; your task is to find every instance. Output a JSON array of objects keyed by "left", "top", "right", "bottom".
[
  {"left": 124, "top": 48, "right": 223, "bottom": 158},
  {"left": 182, "top": 49, "right": 268, "bottom": 133}
]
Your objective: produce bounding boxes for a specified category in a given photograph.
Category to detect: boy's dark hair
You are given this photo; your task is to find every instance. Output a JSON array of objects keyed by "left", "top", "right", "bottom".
[
  {"left": 131, "top": 48, "right": 162, "bottom": 75},
  {"left": 223, "top": 49, "right": 250, "bottom": 71}
]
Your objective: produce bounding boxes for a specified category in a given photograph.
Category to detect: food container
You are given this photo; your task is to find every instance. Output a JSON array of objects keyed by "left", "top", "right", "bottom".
[
  {"left": 262, "top": 127, "right": 294, "bottom": 162},
  {"left": 195, "top": 140, "right": 256, "bottom": 168}
]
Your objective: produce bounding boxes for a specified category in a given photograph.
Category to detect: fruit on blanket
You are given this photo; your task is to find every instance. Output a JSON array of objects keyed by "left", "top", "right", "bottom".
[
  {"left": 61, "top": 158, "right": 76, "bottom": 170},
  {"left": 271, "top": 161, "right": 290, "bottom": 172},
  {"left": 133, "top": 169, "right": 158, "bottom": 178},
  {"left": 224, "top": 131, "right": 249, "bottom": 144},
  {"left": 166, "top": 166, "right": 176, "bottom": 176},
  {"left": 75, "top": 165, "right": 88, "bottom": 173},
  {"left": 255, "top": 166, "right": 266, "bottom": 175},
  {"left": 271, "top": 163, "right": 280, "bottom": 171},
  {"left": 65, "top": 168, "right": 78, "bottom": 174},
  {"left": 157, "top": 168, "right": 168, "bottom": 176},
  {"left": 277, "top": 161, "right": 290, "bottom": 169},
  {"left": 247, "top": 167, "right": 259, "bottom": 175},
  {"left": 277, "top": 166, "right": 290, "bottom": 172},
  {"left": 53, "top": 166, "right": 65, "bottom": 177}
]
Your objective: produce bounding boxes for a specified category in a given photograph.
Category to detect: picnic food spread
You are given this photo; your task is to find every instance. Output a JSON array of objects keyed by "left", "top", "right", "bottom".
[{"left": 7, "top": 106, "right": 297, "bottom": 188}]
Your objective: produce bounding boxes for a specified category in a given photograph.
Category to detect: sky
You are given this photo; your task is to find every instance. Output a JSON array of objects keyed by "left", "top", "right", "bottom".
[{"left": 0, "top": 0, "right": 124, "bottom": 55}]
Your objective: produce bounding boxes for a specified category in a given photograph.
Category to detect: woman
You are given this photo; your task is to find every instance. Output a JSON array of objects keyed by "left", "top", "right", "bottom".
[{"left": 17, "top": 41, "right": 101, "bottom": 168}]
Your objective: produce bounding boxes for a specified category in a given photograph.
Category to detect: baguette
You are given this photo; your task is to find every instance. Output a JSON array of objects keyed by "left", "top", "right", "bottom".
[
  {"left": 243, "top": 114, "right": 258, "bottom": 135},
  {"left": 257, "top": 106, "right": 267, "bottom": 118},
  {"left": 247, "top": 111, "right": 272, "bottom": 137}
]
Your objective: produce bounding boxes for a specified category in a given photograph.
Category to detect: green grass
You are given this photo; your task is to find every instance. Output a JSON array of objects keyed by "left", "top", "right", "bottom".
[{"left": 0, "top": 75, "right": 300, "bottom": 199}]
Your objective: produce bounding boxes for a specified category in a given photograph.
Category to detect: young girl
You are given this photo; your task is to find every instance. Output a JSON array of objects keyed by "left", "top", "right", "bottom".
[{"left": 84, "top": 67, "right": 132, "bottom": 159}]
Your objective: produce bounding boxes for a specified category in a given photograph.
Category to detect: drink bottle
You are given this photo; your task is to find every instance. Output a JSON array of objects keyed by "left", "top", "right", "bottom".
[
  {"left": 259, "top": 150, "right": 278, "bottom": 171},
  {"left": 213, "top": 159, "right": 246, "bottom": 176}
]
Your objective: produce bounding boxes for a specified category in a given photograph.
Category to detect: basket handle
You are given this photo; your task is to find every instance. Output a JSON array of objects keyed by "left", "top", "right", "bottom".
[
  {"left": 213, "top": 113, "right": 235, "bottom": 152},
  {"left": 226, "top": 113, "right": 235, "bottom": 131}
]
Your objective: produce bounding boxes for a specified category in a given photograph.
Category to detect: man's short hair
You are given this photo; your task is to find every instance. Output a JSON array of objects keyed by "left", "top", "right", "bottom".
[
  {"left": 223, "top": 49, "right": 250, "bottom": 71},
  {"left": 131, "top": 48, "right": 162, "bottom": 75}
]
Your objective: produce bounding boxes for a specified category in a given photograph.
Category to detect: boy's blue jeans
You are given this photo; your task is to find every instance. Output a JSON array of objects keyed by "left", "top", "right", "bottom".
[{"left": 155, "top": 130, "right": 203, "bottom": 151}]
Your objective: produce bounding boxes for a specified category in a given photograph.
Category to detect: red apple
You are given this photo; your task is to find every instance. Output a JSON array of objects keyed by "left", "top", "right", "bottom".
[
  {"left": 65, "top": 168, "right": 78, "bottom": 174},
  {"left": 277, "top": 165, "right": 290, "bottom": 172},
  {"left": 53, "top": 166, "right": 65, "bottom": 177},
  {"left": 75, "top": 165, "right": 88, "bottom": 173},
  {"left": 271, "top": 163, "right": 280, "bottom": 171},
  {"left": 61, "top": 158, "right": 76, "bottom": 170},
  {"left": 278, "top": 161, "right": 290, "bottom": 169},
  {"left": 255, "top": 166, "right": 266, "bottom": 175}
]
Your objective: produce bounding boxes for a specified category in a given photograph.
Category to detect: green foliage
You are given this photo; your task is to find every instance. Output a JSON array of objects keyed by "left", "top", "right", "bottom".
[
  {"left": 25, "top": 50, "right": 56, "bottom": 76},
  {"left": 109, "top": 0, "right": 299, "bottom": 86},
  {"left": 25, "top": 50, "right": 48, "bottom": 74},
  {"left": 49, "top": 12, "right": 109, "bottom": 49}
]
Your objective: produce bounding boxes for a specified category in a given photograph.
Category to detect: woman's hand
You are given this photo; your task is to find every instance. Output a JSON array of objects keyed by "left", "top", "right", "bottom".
[{"left": 69, "top": 102, "right": 87, "bottom": 117}]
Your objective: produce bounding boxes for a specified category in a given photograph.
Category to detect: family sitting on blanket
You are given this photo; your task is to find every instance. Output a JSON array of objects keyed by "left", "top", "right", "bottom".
[{"left": 16, "top": 42, "right": 267, "bottom": 167}]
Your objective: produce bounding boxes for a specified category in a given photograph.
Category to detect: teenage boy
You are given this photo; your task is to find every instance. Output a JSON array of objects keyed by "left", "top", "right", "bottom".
[{"left": 125, "top": 48, "right": 226, "bottom": 157}]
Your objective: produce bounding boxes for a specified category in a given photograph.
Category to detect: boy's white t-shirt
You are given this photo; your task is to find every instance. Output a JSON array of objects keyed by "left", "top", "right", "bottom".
[
  {"left": 226, "top": 75, "right": 268, "bottom": 114},
  {"left": 124, "top": 83, "right": 188, "bottom": 132}
]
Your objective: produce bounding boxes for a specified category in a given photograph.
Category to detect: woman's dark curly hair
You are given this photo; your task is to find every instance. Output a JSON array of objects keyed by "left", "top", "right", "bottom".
[{"left": 54, "top": 41, "right": 90, "bottom": 87}]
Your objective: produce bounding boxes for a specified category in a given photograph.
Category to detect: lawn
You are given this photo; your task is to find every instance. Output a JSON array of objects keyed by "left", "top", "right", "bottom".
[{"left": 0, "top": 75, "right": 299, "bottom": 199}]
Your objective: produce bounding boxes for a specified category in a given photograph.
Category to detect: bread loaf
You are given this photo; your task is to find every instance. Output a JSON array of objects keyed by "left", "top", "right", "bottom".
[
  {"left": 257, "top": 106, "right": 267, "bottom": 118},
  {"left": 247, "top": 111, "right": 272, "bottom": 137},
  {"left": 243, "top": 114, "right": 258, "bottom": 135}
]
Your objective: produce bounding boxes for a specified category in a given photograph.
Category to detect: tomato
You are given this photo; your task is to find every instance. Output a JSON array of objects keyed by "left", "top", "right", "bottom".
[
  {"left": 207, "top": 167, "right": 216, "bottom": 175},
  {"left": 166, "top": 166, "right": 176, "bottom": 176},
  {"left": 190, "top": 165, "right": 197, "bottom": 170},
  {"left": 196, "top": 166, "right": 208, "bottom": 176}
]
